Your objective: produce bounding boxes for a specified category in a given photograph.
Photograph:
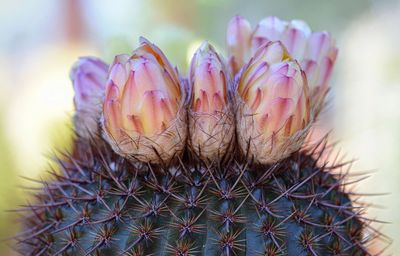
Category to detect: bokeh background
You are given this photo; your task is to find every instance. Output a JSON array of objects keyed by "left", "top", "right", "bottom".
[{"left": 0, "top": 0, "right": 399, "bottom": 254}]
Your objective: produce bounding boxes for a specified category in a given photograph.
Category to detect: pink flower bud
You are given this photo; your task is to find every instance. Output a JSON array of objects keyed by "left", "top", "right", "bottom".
[
  {"left": 252, "top": 16, "right": 288, "bottom": 51},
  {"left": 102, "top": 38, "right": 186, "bottom": 164},
  {"left": 236, "top": 42, "right": 310, "bottom": 164},
  {"left": 70, "top": 57, "right": 108, "bottom": 138},
  {"left": 226, "top": 15, "right": 252, "bottom": 75},
  {"left": 302, "top": 32, "right": 337, "bottom": 114},
  {"left": 188, "top": 42, "right": 234, "bottom": 161},
  {"left": 228, "top": 16, "right": 337, "bottom": 115}
]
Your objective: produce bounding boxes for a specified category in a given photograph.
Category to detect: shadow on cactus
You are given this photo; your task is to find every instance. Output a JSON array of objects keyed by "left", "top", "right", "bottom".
[{"left": 13, "top": 16, "right": 389, "bottom": 255}]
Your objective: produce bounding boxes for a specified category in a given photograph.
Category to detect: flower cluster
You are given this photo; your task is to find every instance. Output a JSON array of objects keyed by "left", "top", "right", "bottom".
[{"left": 70, "top": 16, "right": 337, "bottom": 164}]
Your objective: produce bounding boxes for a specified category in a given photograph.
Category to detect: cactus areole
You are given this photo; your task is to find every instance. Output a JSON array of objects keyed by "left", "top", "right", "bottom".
[{"left": 16, "top": 16, "right": 386, "bottom": 256}]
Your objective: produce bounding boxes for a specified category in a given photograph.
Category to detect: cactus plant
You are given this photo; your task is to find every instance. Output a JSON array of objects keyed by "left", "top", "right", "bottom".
[{"left": 15, "top": 16, "right": 386, "bottom": 255}]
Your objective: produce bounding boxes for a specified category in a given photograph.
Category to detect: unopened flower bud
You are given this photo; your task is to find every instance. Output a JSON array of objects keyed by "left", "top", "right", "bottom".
[
  {"left": 301, "top": 32, "right": 337, "bottom": 114},
  {"left": 188, "top": 42, "right": 234, "bottom": 161},
  {"left": 253, "top": 17, "right": 311, "bottom": 60},
  {"left": 226, "top": 15, "right": 252, "bottom": 75},
  {"left": 228, "top": 16, "right": 337, "bottom": 115},
  {"left": 70, "top": 57, "right": 108, "bottom": 138},
  {"left": 252, "top": 16, "right": 288, "bottom": 51},
  {"left": 102, "top": 38, "right": 186, "bottom": 164},
  {"left": 236, "top": 42, "right": 310, "bottom": 164}
]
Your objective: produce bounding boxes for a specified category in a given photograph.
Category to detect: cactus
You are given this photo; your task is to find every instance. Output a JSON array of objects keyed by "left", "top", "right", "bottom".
[
  {"left": 17, "top": 136, "right": 372, "bottom": 256},
  {"left": 15, "top": 16, "right": 386, "bottom": 255}
]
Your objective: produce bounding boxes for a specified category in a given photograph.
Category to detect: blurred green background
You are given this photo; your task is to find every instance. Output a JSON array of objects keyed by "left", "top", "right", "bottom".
[{"left": 0, "top": 0, "right": 399, "bottom": 254}]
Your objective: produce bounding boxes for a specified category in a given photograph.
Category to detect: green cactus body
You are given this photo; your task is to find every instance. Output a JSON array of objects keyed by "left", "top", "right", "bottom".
[{"left": 17, "top": 138, "right": 370, "bottom": 256}]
